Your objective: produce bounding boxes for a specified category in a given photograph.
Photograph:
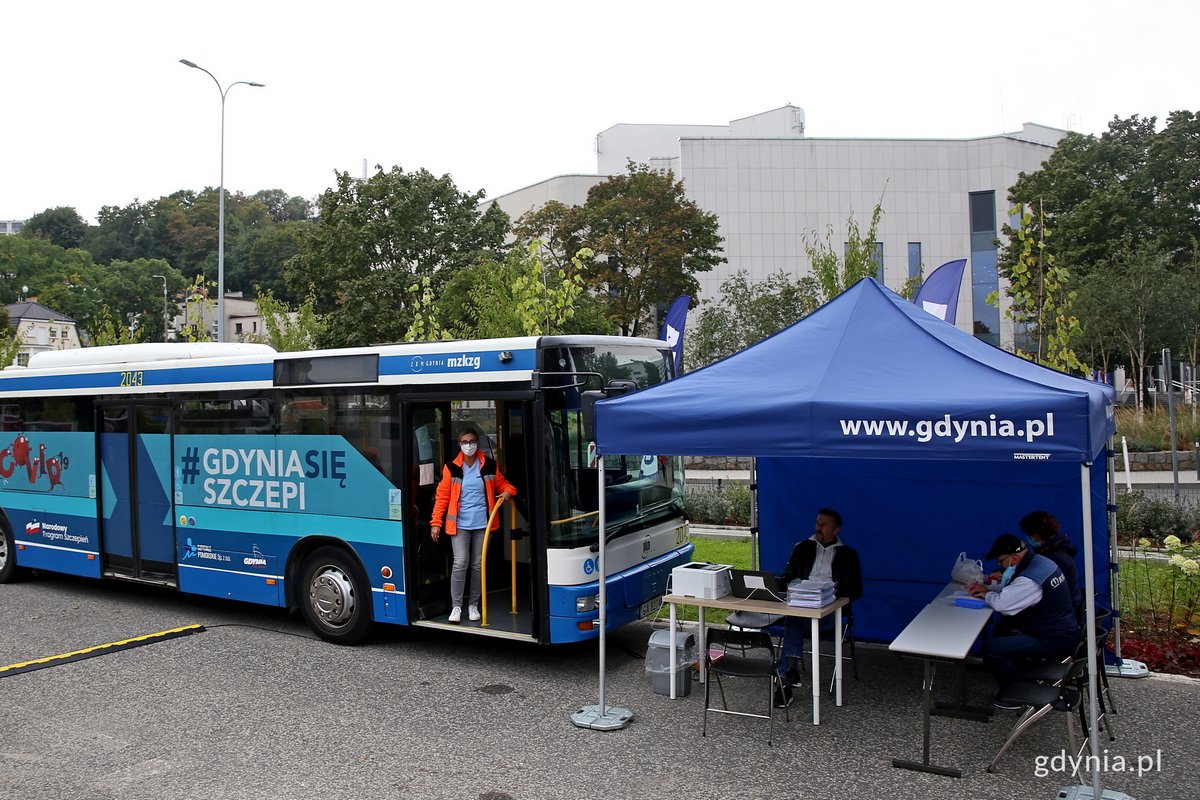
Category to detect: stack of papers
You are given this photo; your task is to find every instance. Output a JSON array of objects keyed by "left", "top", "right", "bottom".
[{"left": 787, "top": 578, "right": 836, "bottom": 608}]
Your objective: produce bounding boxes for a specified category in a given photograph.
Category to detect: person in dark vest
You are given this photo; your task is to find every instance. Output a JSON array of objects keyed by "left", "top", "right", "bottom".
[
  {"left": 1019, "top": 510, "right": 1084, "bottom": 623},
  {"left": 430, "top": 427, "right": 518, "bottom": 624},
  {"left": 969, "top": 533, "right": 1078, "bottom": 709}
]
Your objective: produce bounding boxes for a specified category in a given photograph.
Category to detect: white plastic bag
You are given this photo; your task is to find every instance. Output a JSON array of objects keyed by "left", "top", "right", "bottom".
[{"left": 951, "top": 551, "right": 984, "bottom": 585}]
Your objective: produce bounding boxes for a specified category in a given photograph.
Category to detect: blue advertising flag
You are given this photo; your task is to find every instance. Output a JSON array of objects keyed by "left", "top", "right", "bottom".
[
  {"left": 913, "top": 259, "right": 968, "bottom": 324},
  {"left": 660, "top": 295, "right": 691, "bottom": 375}
]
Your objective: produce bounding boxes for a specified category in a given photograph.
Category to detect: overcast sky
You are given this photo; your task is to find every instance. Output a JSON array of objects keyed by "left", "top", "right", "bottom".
[{"left": 3, "top": 0, "right": 1195, "bottom": 225}]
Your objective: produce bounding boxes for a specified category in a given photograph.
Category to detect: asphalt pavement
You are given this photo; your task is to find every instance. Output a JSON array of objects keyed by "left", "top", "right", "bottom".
[{"left": 2, "top": 573, "right": 1196, "bottom": 800}]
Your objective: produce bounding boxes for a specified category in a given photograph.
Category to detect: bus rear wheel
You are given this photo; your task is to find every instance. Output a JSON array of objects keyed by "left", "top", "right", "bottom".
[
  {"left": 0, "top": 523, "right": 19, "bottom": 583},
  {"left": 299, "top": 547, "right": 373, "bottom": 644}
]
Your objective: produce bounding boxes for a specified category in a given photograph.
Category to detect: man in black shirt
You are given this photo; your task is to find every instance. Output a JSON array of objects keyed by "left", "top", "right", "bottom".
[{"left": 774, "top": 508, "right": 863, "bottom": 708}]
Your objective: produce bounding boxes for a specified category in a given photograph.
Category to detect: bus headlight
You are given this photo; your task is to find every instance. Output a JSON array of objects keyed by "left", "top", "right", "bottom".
[{"left": 576, "top": 594, "right": 598, "bottom": 613}]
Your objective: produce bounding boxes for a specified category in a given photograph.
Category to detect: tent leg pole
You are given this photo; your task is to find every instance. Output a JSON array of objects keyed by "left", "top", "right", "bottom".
[
  {"left": 1081, "top": 463, "right": 1103, "bottom": 794},
  {"left": 571, "top": 446, "right": 633, "bottom": 731},
  {"left": 750, "top": 457, "right": 759, "bottom": 570}
]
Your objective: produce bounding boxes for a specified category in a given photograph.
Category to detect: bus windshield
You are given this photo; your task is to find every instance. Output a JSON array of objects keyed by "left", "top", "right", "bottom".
[{"left": 542, "top": 344, "right": 684, "bottom": 548}]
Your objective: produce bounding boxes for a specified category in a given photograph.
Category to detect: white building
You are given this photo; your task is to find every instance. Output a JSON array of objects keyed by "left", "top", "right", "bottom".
[
  {"left": 170, "top": 292, "right": 267, "bottom": 344},
  {"left": 489, "top": 105, "right": 1066, "bottom": 347},
  {"left": 4, "top": 301, "right": 81, "bottom": 365},
  {"left": 0, "top": 220, "right": 24, "bottom": 236}
]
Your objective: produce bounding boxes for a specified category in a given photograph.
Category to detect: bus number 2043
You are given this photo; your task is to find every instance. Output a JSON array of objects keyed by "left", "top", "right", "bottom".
[{"left": 119, "top": 371, "right": 144, "bottom": 387}]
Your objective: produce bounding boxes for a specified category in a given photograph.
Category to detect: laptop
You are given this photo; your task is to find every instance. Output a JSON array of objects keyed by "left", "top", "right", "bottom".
[{"left": 729, "top": 569, "right": 787, "bottom": 602}]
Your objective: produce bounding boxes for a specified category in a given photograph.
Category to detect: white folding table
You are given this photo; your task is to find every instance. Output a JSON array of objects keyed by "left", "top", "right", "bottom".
[
  {"left": 663, "top": 593, "right": 847, "bottom": 725},
  {"left": 889, "top": 583, "right": 993, "bottom": 777}
]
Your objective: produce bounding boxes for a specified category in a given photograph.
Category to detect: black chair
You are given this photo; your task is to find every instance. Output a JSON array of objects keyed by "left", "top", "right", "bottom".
[
  {"left": 725, "top": 610, "right": 784, "bottom": 631},
  {"left": 723, "top": 611, "right": 784, "bottom": 657},
  {"left": 987, "top": 642, "right": 1091, "bottom": 773},
  {"left": 702, "top": 628, "right": 789, "bottom": 745}
]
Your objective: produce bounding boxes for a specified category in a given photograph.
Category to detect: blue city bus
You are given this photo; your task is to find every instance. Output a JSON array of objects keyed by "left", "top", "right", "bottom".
[{"left": 0, "top": 337, "right": 692, "bottom": 644}]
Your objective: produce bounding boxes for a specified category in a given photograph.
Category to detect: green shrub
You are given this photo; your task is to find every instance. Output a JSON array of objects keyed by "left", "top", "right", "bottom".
[
  {"left": 1116, "top": 491, "right": 1200, "bottom": 546},
  {"left": 684, "top": 482, "right": 752, "bottom": 525},
  {"left": 1120, "top": 535, "right": 1200, "bottom": 633},
  {"left": 1116, "top": 407, "right": 1200, "bottom": 452}
]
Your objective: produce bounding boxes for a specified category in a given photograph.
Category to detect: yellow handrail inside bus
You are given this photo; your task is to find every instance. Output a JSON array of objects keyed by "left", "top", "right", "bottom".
[
  {"left": 478, "top": 494, "right": 508, "bottom": 628},
  {"left": 550, "top": 510, "right": 600, "bottom": 525},
  {"left": 510, "top": 502, "right": 518, "bottom": 615}
]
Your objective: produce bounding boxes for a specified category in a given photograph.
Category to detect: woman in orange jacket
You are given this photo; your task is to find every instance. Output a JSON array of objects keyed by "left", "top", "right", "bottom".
[{"left": 430, "top": 427, "right": 518, "bottom": 623}]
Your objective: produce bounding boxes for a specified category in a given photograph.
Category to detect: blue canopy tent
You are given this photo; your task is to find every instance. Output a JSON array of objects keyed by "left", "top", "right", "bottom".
[{"left": 593, "top": 278, "right": 1115, "bottom": 786}]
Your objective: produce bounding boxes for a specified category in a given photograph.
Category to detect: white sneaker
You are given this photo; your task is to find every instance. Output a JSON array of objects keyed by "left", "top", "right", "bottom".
[
  {"left": 468, "top": 604, "right": 481, "bottom": 622},
  {"left": 448, "top": 606, "right": 462, "bottom": 623}
]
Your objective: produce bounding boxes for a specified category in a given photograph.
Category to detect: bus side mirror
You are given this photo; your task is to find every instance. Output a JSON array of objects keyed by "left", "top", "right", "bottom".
[{"left": 581, "top": 380, "right": 638, "bottom": 441}]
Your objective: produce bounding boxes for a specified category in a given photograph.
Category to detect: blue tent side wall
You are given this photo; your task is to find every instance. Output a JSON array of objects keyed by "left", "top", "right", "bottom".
[{"left": 757, "top": 456, "right": 1111, "bottom": 644}]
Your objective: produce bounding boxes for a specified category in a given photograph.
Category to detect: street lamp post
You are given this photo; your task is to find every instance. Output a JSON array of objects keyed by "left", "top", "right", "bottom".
[
  {"left": 152, "top": 274, "right": 168, "bottom": 342},
  {"left": 179, "top": 59, "right": 264, "bottom": 343}
]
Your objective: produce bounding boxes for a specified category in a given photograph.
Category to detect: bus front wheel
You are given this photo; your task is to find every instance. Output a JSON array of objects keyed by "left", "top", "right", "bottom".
[{"left": 299, "top": 547, "right": 373, "bottom": 644}]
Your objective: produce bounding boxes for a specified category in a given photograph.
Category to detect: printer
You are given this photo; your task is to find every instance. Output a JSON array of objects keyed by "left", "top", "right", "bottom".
[{"left": 670, "top": 562, "right": 733, "bottom": 600}]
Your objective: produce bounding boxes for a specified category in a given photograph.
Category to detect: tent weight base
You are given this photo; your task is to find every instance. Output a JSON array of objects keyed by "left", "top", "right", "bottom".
[
  {"left": 1056, "top": 786, "right": 1135, "bottom": 800},
  {"left": 1105, "top": 659, "right": 1149, "bottom": 679},
  {"left": 571, "top": 704, "right": 633, "bottom": 731}
]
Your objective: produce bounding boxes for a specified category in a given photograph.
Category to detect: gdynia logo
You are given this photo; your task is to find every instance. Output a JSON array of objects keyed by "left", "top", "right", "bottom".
[{"left": 243, "top": 544, "right": 268, "bottom": 568}]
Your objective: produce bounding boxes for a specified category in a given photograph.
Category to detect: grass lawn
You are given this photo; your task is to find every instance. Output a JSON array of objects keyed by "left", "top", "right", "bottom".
[{"left": 646, "top": 535, "right": 756, "bottom": 626}]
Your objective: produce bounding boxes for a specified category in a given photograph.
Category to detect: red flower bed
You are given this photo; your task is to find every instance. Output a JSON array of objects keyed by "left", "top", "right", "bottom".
[{"left": 1117, "top": 630, "right": 1200, "bottom": 678}]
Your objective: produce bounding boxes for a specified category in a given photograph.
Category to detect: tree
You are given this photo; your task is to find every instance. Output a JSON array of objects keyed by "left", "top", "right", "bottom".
[
  {"left": 574, "top": 163, "right": 724, "bottom": 337},
  {"left": 988, "top": 203, "right": 1085, "bottom": 375},
  {"left": 512, "top": 243, "right": 588, "bottom": 336},
  {"left": 513, "top": 201, "right": 586, "bottom": 275},
  {"left": 229, "top": 220, "right": 310, "bottom": 302},
  {"left": 252, "top": 189, "right": 313, "bottom": 223},
  {"left": 1003, "top": 111, "right": 1200, "bottom": 389},
  {"left": 21, "top": 207, "right": 88, "bottom": 249},
  {"left": 0, "top": 235, "right": 98, "bottom": 304},
  {"left": 249, "top": 288, "right": 327, "bottom": 351},
  {"left": 93, "top": 258, "right": 183, "bottom": 344},
  {"left": 803, "top": 200, "right": 885, "bottom": 304},
  {"left": 1083, "top": 244, "right": 1182, "bottom": 415},
  {"left": 436, "top": 242, "right": 595, "bottom": 339},
  {"left": 1004, "top": 113, "right": 1200, "bottom": 278},
  {"left": 286, "top": 166, "right": 510, "bottom": 347},
  {"left": 405, "top": 276, "right": 453, "bottom": 342},
  {"left": 88, "top": 306, "right": 145, "bottom": 346},
  {"left": 0, "top": 310, "right": 20, "bottom": 367},
  {"left": 82, "top": 198, "right": 175, "bottom": 267},
  {"left": 177, "top": 275, "right": 218, "bottom": 342},
  {"left": 688, "top": 269, "right": 820, "bottom": 368}
]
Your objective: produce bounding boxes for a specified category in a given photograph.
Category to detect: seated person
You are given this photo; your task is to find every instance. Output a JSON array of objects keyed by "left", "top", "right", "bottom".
[
  {"left": 969, "top": 534, "right": 1079, "bottom": 709},
  {"left": 774, "top": 507, "right": 863, "bottom": 708},
  {"left": 1019, "top": 510, "right": 1083, "bottom": 623}
]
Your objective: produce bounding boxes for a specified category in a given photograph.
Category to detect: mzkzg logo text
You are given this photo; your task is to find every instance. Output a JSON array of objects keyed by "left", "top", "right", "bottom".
[
  {"left": 838, "top": 412, "right": 1056, "bottom": 445},
  {"left": 409, "top": 353, "right": 482, "bottom": 373}
]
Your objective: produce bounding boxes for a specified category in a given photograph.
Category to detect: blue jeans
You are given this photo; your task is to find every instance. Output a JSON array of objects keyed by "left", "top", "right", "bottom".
[
  {"left": 777, "top": 616, "right": 837, "bottom": 679},
  {"left": 450, "top": 528, "right": 486, "bottom": 608}
]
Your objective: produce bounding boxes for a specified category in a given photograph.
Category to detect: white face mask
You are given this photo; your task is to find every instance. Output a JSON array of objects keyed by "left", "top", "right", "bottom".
[{"left": 460, "top": 441, "right": 478, "bottom": 456}]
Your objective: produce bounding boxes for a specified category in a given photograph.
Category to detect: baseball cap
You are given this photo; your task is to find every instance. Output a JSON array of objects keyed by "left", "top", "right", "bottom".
[{"left": 986, "top": 533, "right": 1026, "bottom": 561}]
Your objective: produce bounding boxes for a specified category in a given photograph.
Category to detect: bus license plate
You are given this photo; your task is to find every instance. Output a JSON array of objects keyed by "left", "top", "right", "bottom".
[{"left": 639, "top": 597, "right": 663, "bottom": 618}]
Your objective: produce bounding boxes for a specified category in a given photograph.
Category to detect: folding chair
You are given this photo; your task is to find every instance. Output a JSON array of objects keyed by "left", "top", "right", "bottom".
[
  {"left": 724, "top": 610, "right": 784, "bottom": 654},
  {"left": 702, "top": 628, "right": 789, "bottom": 745},
  {"left": 987, "top": 643, "right": 1091, "bottom": 773}
]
